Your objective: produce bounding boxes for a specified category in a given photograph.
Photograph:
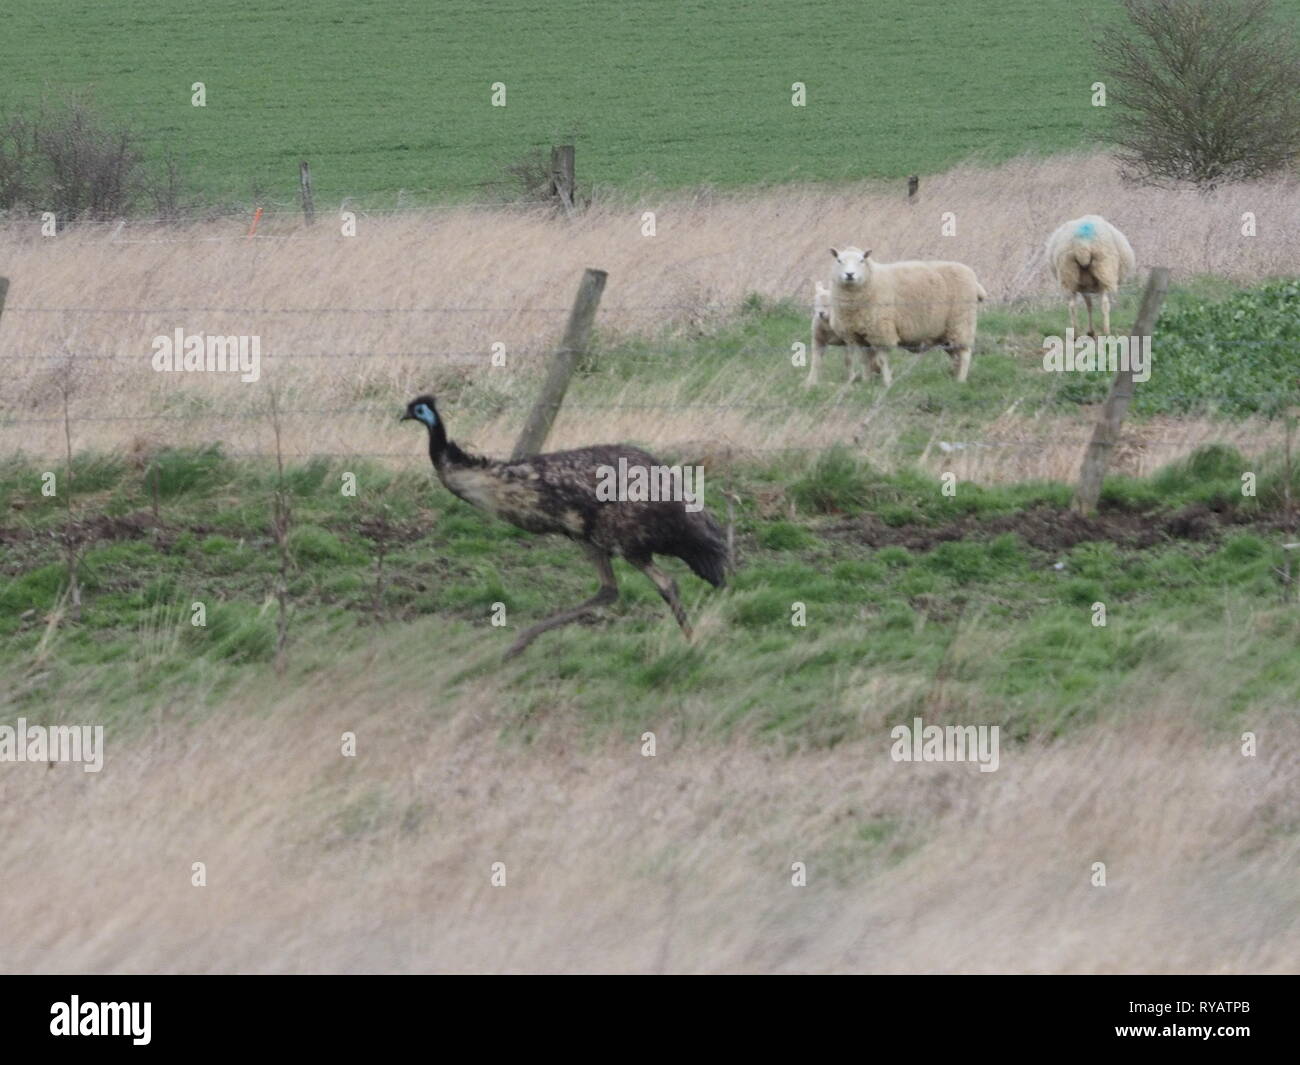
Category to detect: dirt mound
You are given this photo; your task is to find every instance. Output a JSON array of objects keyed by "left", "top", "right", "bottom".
[{"left": 829, "top": 503, "right": 1272, "bottom": 554}]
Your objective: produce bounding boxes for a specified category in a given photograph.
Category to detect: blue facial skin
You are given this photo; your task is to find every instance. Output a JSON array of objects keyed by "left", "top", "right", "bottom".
[
  {"left": 414, "top": 403, "right": 436, "bottom": 426},
  {"left": 1075, "top": 220, "right": 1096, "bottom": 239}
]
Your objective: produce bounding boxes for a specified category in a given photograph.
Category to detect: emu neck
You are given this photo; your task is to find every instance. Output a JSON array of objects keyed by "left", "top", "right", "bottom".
[{"left": 425, "top": 421, "right": 479, "bottom": 472}]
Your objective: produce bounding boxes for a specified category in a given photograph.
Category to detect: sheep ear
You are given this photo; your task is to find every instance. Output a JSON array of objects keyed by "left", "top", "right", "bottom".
[
  {"left": 863, "top": 249, "right": 872, "bottom": 259},
  {"left": 829, "top": 248, "right": 838, "bottom": 259}
]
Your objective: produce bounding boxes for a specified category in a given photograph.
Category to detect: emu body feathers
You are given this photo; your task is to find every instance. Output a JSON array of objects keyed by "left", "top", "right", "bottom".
[
  {"left": 438, "top": 444, "right": 726, "bottom": 586},
  {"left": 402, "top": 395, "right": 726, "bottom": 656}
]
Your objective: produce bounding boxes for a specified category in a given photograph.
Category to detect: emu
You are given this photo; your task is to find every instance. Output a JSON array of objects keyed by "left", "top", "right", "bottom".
[{"left": 401, "top": 395, "right": 728, "bottom": 658}]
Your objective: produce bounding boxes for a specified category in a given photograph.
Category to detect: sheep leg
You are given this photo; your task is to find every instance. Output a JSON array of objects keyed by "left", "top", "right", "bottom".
[
  {"left": 630, "top": 559, "right": 694, "bottom": 639},
  {"left": 1100, "top": 292, "right": 1111, "bottom": 336},
  {"left": 949, "top": 345, "right": 972, "bottom": 383},
  {"left": 1083, "top": 294, "right": 1096, "bottom": 339},
  {"left": 869, "top": 346, "right": 893, "bottom": 388},
  {"left": 1069, "top": 293, "right": 1079, "bottom": 336},
  {"left": 504, "top": 546, "right": 618, "bottom": 659},
  {"left": 805, "top": 333, "right": 826, "bottom": 386},
  {"left": 846, "top": 341, "right": 867, "bottom": 384}
]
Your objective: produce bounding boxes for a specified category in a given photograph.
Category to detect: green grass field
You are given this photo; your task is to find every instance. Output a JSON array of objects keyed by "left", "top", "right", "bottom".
[
  {"left": 5, "top": 284, "right": 1299, "bottom": 745},
  {"left": 4, "top": 0, "right": 1126, "bottom": 206},
  {"left": 4, "top": 436, "right": 1298, "bottom": 744}
]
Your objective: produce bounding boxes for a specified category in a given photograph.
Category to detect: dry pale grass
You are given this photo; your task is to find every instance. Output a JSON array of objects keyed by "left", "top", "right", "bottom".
[
  {"left": 926, "top": 410, "right": 1295, "bottom": 483},
  {"left": 0, "top": 624, "right": 1295, "bottom": 974},
  {"left": 1, "top": 152, "right": 1296, "bottom": 471}
]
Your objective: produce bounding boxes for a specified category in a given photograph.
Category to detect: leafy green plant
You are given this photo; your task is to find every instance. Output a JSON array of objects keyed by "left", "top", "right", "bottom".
[{"left": 1057, "top": 281, "right": 1300, "bottom": 416}]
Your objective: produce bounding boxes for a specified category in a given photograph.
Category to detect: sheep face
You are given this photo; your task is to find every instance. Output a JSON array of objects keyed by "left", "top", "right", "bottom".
[{"left": 830, "top": 246, "right": 871, "bottom": 288}]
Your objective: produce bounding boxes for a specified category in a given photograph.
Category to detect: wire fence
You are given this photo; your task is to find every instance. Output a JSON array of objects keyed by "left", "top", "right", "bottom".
[
  {"left": 2, "top": 291, "right": 1296, "bottom": 480},
  {"left": 1, "top": 393, "right": 1298, "bottom": 429},
  {"left": 0, "top": 182, "right": 606, "bottom": 248}
]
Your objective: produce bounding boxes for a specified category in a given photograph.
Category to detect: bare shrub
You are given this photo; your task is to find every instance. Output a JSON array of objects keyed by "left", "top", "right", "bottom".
[
  {"left": 31, "top": 93, "right": 145, "bottom": 220},
  {"left": 0, "top": 112, "right": 36, "bottom": 213},
  {"left": 0, "top": 92, "right": 193, "bottom": 222},
  {"left": 502, "top": 146, "right": 554, "bottom": 201},
  {"left": 501, "top": 131, "right": 583, "bottom": 203},
  {"left": 143, "top": 150, "right": 191, "bottom": 223},
  {"left": 1100, "top": 0, "right": 1300, "bottom": 187}
]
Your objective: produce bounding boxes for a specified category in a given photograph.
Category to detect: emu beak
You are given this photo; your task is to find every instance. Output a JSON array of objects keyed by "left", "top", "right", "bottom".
[{"left": 399, "top": 411, "right": 413, "bottom": 422}]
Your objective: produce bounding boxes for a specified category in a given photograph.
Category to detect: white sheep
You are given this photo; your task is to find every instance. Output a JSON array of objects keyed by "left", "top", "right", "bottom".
[
  {"left": 817, "top": 247, "right": 988, "bottom": 386},
  {"left": 1046, "top": 215, "right": 1136, "bottom": 337},
  {"left": 805, "top": 280, "right": 852, "bottom": 385}
]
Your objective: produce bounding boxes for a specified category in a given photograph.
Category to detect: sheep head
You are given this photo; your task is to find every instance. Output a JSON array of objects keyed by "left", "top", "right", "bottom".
[{"left": 829, "top": 246, "right": 871, "bottom": 288}]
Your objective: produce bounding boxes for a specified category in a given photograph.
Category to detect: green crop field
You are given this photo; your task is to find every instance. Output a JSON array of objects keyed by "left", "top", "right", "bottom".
[{"left": 4, "top": 0, "right": 1124, "bottom": 206}]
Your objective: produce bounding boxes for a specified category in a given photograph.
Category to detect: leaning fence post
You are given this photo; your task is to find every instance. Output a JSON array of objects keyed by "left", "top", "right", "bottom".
[
  {"left": 512, "top": 268, "right": 607, "bottom": 460},
  {"left": 1072, "top": 266, "right": 1170, "bottom": 514},
  {"left": 0, "top": 277, "right": 9, "bottom": 333},
  {"left": 299, "top": 161, "right": 315, "bottom": 225},
  {"left": 549, "top": 145, "right": 576, "bottom": 214}
]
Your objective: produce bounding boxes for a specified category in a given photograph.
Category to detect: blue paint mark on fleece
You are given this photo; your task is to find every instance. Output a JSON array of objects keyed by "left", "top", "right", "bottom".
[{"left": 1075, "top": 220, "right": 1097, "bottom": 240}]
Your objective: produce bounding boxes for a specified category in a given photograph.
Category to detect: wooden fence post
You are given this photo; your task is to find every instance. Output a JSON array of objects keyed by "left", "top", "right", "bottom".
[
  {"left": 0, "top": 277, "right": 9, "bottom": 333},
  {"left": 299, "top": 161, "right": 315, "bottom": 225},
  {"left": 907, "top": 175, "right": 919, "bottom": 204},
  {"left": 512, "top": 268, "right": 607, "bottom": 460},
  {"left": 549, "top": 145, "right": 576, "bottom": 214},
  {"left": 1072, "top": 267, "right": 1171, "bottom": 514}
]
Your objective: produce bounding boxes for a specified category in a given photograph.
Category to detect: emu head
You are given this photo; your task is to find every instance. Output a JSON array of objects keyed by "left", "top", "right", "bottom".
[
  {"left": 401, "top": 395, "right": 439, "bottom": 428},
  {"left": 829, "top": 246, "right": 871, "bottom": 287}
]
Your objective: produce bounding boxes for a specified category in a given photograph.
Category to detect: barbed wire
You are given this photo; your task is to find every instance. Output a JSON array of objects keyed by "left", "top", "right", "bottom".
[
  {"left": 0, "top": 198, "right": 576, "bottom": 230},
  {"left": 0, "top": 441, "right": 1272, "bottom": 461},
  {"left": 4, "top": 388, "right": 1300, "bottom": 429},
  {"left": 0, "top": 435, "right": 1285, "bottom": 465},
  {"left": 3, "top": 301, "right": 1297, "bottom": 321},
  {"left": 2, "top": 340, "right": 1295, "bottom": 368}
]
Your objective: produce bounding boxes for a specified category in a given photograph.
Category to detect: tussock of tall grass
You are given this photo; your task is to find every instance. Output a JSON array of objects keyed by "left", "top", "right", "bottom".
[
  {"left": 0, "top": 626, "right": 1293, "bottom": 974},
  {"left": 1, "top": 152, "right": 1295, "bottom": 465}
]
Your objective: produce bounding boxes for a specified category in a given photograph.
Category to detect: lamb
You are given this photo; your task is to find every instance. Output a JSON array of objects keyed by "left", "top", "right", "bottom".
[
  {"left": 1046, "top": 215, "right": 1136, "bottom": 338},
  {"left": 805, "top": 280, "right": 851, "bottom": 385},
  {"left": 818, "top": 247, "right": 988, "bottom": 386}
]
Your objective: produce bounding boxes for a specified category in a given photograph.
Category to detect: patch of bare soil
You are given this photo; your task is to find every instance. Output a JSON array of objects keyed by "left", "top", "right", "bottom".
[{"left": 828, "top": 503, "right": 1284, "bottom": 553}]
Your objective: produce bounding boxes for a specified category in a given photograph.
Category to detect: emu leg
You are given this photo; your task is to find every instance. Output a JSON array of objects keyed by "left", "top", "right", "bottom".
[
  {"left": 633, "top": 559, "right": 693, "bottom": 640},
  {"left": 504, "top": 547, "right": 618, "bottom": 659}
]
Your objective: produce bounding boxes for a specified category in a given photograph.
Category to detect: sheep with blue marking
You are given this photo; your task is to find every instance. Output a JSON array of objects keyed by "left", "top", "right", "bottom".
[{"left": 1046, "top": 215, "right": 1136, "bottom": 337}]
